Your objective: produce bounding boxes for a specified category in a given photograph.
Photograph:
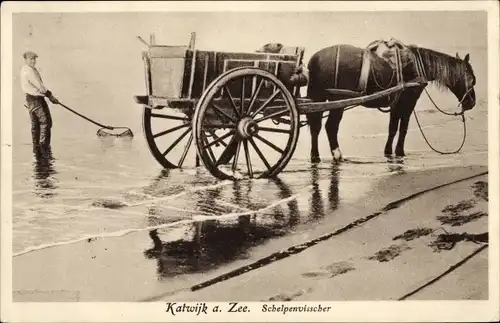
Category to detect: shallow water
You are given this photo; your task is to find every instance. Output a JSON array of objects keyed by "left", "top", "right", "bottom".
[
  {"left": 11, "top": 13, "right": 489, "bottom": 256},
  {"left": 12, "top": 100, "right": 488, "bottom": 256}
]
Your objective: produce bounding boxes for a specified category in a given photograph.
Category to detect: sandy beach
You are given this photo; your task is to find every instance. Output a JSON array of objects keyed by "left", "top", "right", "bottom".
[{"left": 13, "top": 165, "right": 489, "bottom": 302}]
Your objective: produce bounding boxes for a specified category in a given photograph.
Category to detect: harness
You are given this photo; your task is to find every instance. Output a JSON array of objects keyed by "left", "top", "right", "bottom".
[
  {"left": 358, "top": 38, "right": 426, "bottom": 92},
  {"left": 333, "top": 39, "right": 474, "bottom": 155}
]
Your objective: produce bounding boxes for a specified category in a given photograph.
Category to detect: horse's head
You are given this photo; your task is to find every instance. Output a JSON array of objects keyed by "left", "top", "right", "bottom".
[{"left": 452, "top": 53, "right": 476, "bottom": 111}]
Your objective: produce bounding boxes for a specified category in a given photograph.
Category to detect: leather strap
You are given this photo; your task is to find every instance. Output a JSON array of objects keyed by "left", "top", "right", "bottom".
[
  {"left": 358, "top": 49, "right": 371, "bottom": 93},
  {"left": 395, "top": 48, "right": 402, "bottom": 84},
  {"left": 414, "top": 48, "right": 427, "bottom": 81},
  {"left": 334, "top": 45, "right": 341, "bottom": 89}
]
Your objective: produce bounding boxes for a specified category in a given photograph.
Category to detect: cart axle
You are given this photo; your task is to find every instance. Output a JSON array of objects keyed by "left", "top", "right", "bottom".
[{"left": 237, "top": 117, "right": 259, "bottom": 139}]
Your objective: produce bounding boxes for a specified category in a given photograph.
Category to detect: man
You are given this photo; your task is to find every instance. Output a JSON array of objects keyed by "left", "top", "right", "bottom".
[{"left": 20, "top": 51, "right": 59, "bottom": 156}]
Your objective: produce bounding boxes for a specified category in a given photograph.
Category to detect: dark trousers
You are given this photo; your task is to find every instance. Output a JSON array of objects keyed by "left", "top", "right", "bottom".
[{"left": 26, "top": 94, "right": 52, "bottom": 152}]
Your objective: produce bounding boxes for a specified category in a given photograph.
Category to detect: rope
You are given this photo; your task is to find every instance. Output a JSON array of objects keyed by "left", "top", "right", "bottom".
[
  {"left": 413, "top": 89, "right": 467, "bottom": 154},
  {"left": 369, "top": 46, "right": 466, "bottom": 155},
  {"left": 423, "top": 88, "right": 465, "bottom": 116}
]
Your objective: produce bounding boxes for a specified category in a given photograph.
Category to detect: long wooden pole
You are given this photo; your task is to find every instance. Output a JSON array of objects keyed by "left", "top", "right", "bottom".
[
  {"left": 187, "top": 32, "right": 197, "bottom": 99},
  {"left": 297, "top": 82, "right": 425, "bottom": 114}
]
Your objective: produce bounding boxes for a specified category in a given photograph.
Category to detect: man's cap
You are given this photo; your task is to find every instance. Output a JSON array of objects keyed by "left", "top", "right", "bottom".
[{"left": 23, "top": 51, "right": 38, "bottom": 59}]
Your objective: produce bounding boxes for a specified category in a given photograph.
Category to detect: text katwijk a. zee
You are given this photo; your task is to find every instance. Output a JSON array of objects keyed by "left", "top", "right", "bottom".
[{"left": 166, "top": 302, "right": 249, "bottom": 315}]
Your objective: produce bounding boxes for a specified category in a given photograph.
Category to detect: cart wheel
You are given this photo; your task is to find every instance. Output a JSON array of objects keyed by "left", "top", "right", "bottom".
[
  {"left": 143, "top": 107, "right": 193, "bottom": 169},
  {"left": 193, "top": 67, "right": 299, "bottom": 180}
]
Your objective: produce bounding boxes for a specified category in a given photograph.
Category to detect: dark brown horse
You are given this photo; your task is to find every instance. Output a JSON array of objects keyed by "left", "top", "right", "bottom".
[{"left": 305, "top": 44, "right": 477, "bottom": 163}]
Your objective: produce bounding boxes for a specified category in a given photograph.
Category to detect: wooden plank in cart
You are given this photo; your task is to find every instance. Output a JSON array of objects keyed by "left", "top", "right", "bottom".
[
  {"left": 149, "top": 46, "right": 189, "bottom": 98},
  {"left": 184, "top": 50, "right": 301, "bottom": 99},
  {"left": 145, "top": 47, "right": 303, "bottom": 103}
]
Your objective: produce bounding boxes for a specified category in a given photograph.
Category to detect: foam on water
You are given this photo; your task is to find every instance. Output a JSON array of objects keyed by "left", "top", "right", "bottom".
[
  {"left": 13, "top": 219, "right": 196, "bottom": 257},
  {"left": 12, "top": 184, "right": 313, "bottom": 257},
  {"left": 191, "top": 190, "right": 309, "bottom": 222},
  {"left": 125, "top": 180, "right": 234, "bottom": 207}
]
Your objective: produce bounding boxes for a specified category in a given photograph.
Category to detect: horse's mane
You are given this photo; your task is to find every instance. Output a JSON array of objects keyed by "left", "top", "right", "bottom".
[{"left": 407, "top": 45, "right": 466, "bottom": 92}]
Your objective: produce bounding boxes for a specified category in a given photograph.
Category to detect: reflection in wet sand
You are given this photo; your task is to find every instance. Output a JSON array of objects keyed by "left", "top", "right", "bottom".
[
  {"left": 386, "top": 156, "right": 406, "bottom": 175},
  {"left": 328, "top": 166, "right": 340, "bottom": 212},
  {"left": 309, "top": 164, "right": 340, "bottom": 220},
  {"left": 309, "top": 166, "right": 325, "bottom": 220},
  {"left": 32, "top": 151, "right": 58, "bottom": 198},
  {"left": 143, "top": 165, "right": 342, "bottom": 279}
]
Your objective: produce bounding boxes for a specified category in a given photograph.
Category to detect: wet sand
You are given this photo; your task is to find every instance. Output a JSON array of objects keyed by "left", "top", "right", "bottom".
[{"left": 13, "top": 165, "right": 489, "bottom": 302}]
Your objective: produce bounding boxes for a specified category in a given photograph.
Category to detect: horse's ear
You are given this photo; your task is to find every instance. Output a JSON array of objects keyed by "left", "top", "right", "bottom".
[
  {"left": 456, "top": 52, "right": 461, "bottom": 59},
  {"left": 464, "top": 53, "right": 470, "bottom": 63}
]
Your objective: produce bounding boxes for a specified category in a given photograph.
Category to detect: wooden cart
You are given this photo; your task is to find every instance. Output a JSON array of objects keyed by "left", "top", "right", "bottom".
[{"left": 134, "top": 33, "right": 422, "bottom": 180}]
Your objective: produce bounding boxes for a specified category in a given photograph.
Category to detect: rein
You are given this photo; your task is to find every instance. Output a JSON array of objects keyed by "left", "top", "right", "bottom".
[
  {"left": 296, "top": 44, "right": 473, "bottom": 156},
  {"left": 412, "top": 87, "right": 469, "bottom": 155},
  {"left": 412, "top": 50, "right": 474, "bottom": 155},
  {"left": 389, "top": 46, "right": 471, "bottom": 155}
]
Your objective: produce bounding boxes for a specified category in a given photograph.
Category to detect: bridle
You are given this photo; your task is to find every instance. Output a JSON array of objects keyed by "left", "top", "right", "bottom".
[
  {"left": 414, "top": 48, "right": 475, "bottom": 114},
  {"left": 413, "top": 52, "right": 476, "bottom": 155},
  {"left": 456, "top": 65, "right": 476, "bottom": 113}
]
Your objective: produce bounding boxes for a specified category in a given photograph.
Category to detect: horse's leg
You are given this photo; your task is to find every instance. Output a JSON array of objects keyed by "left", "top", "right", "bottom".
[
  {"left": 384, "top": 107, "right": 400, "bottom": 156},
  {"left": 325, "top": 108, "right": 344, "bottom": 163},
  {"left": 395, "top": 102, "right": 418, "bottom": 157},
  {"left": 394, "top": 89, "right": 422, "bottom": 157},
  {"left": 306, "top": 112, "right": 323, "bottom": 163}
]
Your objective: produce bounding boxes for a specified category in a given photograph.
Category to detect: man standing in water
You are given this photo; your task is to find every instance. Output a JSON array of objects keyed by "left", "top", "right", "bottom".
[{"left": 20, "top": 51, "right": 59, "bottom": 156}]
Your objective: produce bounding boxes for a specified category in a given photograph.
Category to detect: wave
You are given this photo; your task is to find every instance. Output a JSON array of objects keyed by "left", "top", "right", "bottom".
[
  {"left": 13, "top": 182, "right": 312, "bottom": 257},
  {"left": 13, "top": 185, "right": 309, "bottom": 258}
]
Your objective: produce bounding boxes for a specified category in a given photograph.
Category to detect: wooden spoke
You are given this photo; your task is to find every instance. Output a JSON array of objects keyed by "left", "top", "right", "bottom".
[
  {"left": 246, "top": 78, "right": 264, "bottom": 116},
  {"left": 223, "top": 85, "right": 241, "bottom": 119},
  {"left": 209, "top": 131, "right": 228, "bottom": 147},
  {"left": 250, "top": 90, "right": 282, "bottom": 118},
  {"left": 232, "top": 140, "right": 242, "bottom": 172},
  {"left": 192, "top": 67, "right": 300, "bottom": 180},
  {"left": 249, "top": 138, "right": 271, "bottom": 171},
  {"left": 143, "top": 108, "right": 194, "bottom": 169},
  {"left": 203, "top": 130, "right": 235, "bottom": 149},
  {"left": 254, "top": 134, "right": 284, "bottom": 154},
  {"left": 240, "top": 77, "right": 246, "bottom": 115},
  {"left": 211, "top": 103, "right": 237, "bottom": 123},
  {"left": 178, "top": 132, "right": 193, "bottom": 168},
  {"left": 243, "top": 140, "right": 253, "bottom": 179},
  {"left": 258, "top": 126, "right": 292, "bottom": 134},
  {"left": 202, "top": 136, "right": 217, "bottom": 164},
  {"left": 216, "top": 135, "right": 237, "bottom": 166},
  {"left": 151, "top": 113, "right": 189, "bottom": 121},
  {"left": 162, "top": 128, "right": 191, "bottom": 156},
  {"left": 254, "top": 109, "right": 289, "bottom": 123},
  {"left": 153, "top": 123, "right": 189, "bottom": 139}
]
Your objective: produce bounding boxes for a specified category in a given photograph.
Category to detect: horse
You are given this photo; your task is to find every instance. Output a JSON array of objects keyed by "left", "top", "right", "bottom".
[{"left": 305, "top": 43, "right": 477, "bottom": 163}]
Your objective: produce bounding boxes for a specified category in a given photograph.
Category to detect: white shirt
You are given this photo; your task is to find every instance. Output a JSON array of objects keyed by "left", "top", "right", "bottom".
[{"left": 20, "top": 64, "right": 48, "bottom": 96}]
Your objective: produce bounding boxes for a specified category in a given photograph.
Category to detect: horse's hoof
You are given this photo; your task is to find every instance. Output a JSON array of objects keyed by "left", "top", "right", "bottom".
[
  {"left": 332, "top": 148, "right": 343, "bottom": 163},
  {"left": 311, "top": 156, "right": 321, "bottom": 164}
]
